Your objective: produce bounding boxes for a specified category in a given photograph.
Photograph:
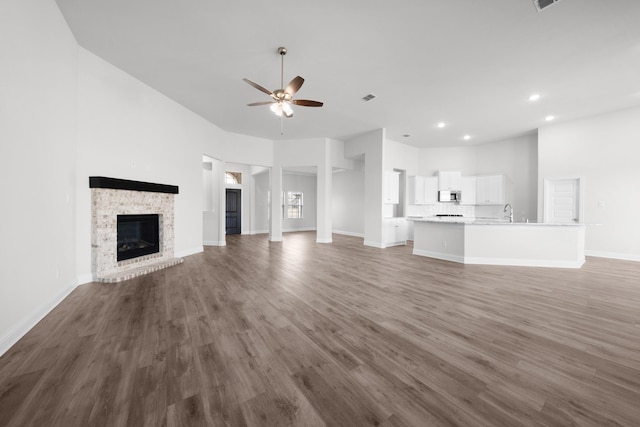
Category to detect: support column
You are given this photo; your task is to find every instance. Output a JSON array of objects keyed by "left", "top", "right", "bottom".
[
  {"left": 269, "top": 166, "right": 283, "bottom": 242},
  {"left": 316, "top": 140, "right": 332, "bottom": 243},
  {"left": 217, "top": 160, "right": 227, "bottom": 246}
]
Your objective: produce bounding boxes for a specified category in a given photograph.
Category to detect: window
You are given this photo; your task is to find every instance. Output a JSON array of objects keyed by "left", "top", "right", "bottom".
[
  {"left": 284, "top": 191, "right": 303, "bottom": 219},
  {"left": 225, "top": 172, "right": 242, "bottom": 185}
]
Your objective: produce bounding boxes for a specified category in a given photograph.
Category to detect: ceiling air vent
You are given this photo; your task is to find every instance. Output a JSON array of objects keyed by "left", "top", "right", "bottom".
[
  {"left": 534, "top": 0, "right": 561, "bottom": 11},
  {"left": 362, "top": 93, "right": 376, "bottom": 101}
]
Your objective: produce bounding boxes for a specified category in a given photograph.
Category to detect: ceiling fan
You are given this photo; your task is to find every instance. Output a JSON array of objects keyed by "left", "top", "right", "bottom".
[{"left": 243, "top": 47, "right": 323, "bottom": 133}]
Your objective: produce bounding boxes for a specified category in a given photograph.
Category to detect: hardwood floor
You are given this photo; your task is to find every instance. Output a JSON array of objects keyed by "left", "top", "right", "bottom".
[{"left": 1, "top": 232, "right": 640, "bottom": 426}]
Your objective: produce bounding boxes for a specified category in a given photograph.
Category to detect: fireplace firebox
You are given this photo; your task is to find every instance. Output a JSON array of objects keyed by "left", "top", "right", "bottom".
[{"left": 117, "top": 214, "right": 160, "bottom": 261}]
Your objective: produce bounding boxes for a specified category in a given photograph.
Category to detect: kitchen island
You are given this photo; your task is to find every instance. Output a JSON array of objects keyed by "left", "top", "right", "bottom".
[{"left": 411, "top": 218, "right": 586, "bottom": 268}]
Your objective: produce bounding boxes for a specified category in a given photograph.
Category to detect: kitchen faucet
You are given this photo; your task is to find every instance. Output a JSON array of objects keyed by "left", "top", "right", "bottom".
[{"left": 504, "top": 203, "right": 513, "bottom": 223}]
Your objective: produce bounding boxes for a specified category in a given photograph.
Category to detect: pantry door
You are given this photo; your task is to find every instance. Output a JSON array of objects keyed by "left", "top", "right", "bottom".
[{"left": 544, "top": 178, "right": 582, "bottom": 224}]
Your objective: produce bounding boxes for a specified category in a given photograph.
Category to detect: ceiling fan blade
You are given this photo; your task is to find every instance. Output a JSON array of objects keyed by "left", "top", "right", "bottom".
[
  {"left": 247, "top": 101, "right": 275, "bottom": 106},
  {"left": 243, "top": 78, "right": 273, "bottom": 96},
  {"left": 291, "top": 99, "right": 323, "bottom": 107},
  {"left": 285, "top": 76, "right": 304, "bottom": 95}
]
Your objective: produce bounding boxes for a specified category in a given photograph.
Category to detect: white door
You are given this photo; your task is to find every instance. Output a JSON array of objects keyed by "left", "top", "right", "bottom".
[{"left": 544, "top": 178, "right": 581, "bottom": 224}]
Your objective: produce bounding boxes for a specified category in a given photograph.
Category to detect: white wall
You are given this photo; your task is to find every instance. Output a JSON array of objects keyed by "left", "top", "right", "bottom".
[
  {"left": 75, "top": 49, "right": 231, "bottom": 280},
  {"left": 222, "top": 131, "right": 273, "bottom": 167},
  {"left": 203, "top": 157, "right": 224, "bottom": 246},
  {"left": 282, "top": 172, "right": 317, "bottom": 232},
  {"left": 539, "top": 107, "right": 640, "bottom": 260},
  {"left": 345, "top": 130, "right": 385, "bottom": 247},
  {"left": 253, "top": 171, "right": 270, "bottom": 234},
  {"left": 475, "top": 134, "right": 538, "bottom": 222},
  {"left": 384, "top": 138, "right": 420, "bottom": 175},
  {"left": 202, "top": 160, "right": 214, "bottom": 212},
  {"left": 332, "top": 165, "right": 365, "bottom": 237},
  {"left": 0, "top": 0, "right": 79, "bottom": 354},
  {"left": 417, "top": 146, "right": 477, "bottom": 177}
]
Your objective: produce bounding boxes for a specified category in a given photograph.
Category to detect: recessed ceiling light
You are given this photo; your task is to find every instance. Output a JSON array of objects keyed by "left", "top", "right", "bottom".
[
  {"left": 545, "top": 115, "right": 555, "bottom": 121},
  {"left": 529, "top": 93, "right": 541, "bottom": 101},
  {"left": 437, "top": 122, "right": 446, "bottom": 128},
  {"left": 463, "top": 135, "right": 471, "bottom": 140}
]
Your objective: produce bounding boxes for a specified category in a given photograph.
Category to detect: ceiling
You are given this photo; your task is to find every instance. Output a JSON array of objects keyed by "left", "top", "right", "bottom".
[{"left": 54, "top": 0, "right": 640, "bottom": 148}]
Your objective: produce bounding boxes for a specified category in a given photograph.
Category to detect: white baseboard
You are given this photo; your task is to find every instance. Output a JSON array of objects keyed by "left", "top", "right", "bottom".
[
  {"left": 175, "top": 246, "right": 203, "bottom": 258},
  {"left": 585, "top": 250, "right": 640, "bottom": 262},
  {"left": 384, "top": 241, "right": 406, "bottom": 248},
  {"left": 203, "top": 240, "right": 226, "bottom": 247},
  {"left": 316, "top": 237, "right": 333, "bottom": 244},
  {"left": 464, "top": 256, "right": 585, "bottom": 269},
  {"left": 251, "top": 229, "right": 269, "bottom": 235},
  {"left": 0, "top": 280, "right": 78, "bottom": 357},
  {"left": 412, "top": 248, "right": 584, "bottom": 268},
  {"left": 364, "top": 240, "right": 385, "bottom": 249},
  {"left": 77, "top": 273, "right": 94, "bottom": 285},
  {"left": 332, "top": 230, "right": 365, "bottom": 238},
  {"left": 283, "top": 227, "right": 317, "bottom": 233},
  {"left": 413, "top": 249, "right": 465, "bottom": 263}
]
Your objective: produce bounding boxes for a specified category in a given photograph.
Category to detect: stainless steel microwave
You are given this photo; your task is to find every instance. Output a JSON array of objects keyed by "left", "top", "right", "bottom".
[{"left": 438, "top": 190, "right": 461, "bottom": 202}]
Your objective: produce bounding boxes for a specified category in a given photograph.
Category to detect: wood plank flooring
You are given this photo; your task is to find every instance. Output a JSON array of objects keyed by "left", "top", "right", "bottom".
[{"left": 1, "top": 232, "right": 640, "bottom": 426}]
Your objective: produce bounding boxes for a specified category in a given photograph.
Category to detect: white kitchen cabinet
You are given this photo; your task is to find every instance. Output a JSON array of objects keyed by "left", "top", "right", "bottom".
[
  {"left": 424, "top": 177, "right": 438, "bottom": 204},
  {"left": 407, "top": 176, "right": 424, "bottom": 204},
  {"left": 384, "top": 218, "right": 407, "bottom": 247},
  {"left": 437, "top": 171, "right": 462, "bottom": 191},
  {"left": 476, "top": 175, "right": 505, "bottom": 205},
  {"left": 384, "top": 171, "right": 400, "bottom": 204},
  {"left": 408, "top": 176, "right": 438, "bottom": 205},
  {"left": 459, "top": 176, "right": 477, "bottom": 205}
]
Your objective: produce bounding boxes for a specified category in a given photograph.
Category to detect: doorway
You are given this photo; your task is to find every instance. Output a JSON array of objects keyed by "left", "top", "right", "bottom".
[
  {"left": 226, "top": 189, "right": 242, "bottom": 234},
  {"left": 543, "top": 178, "right": 582, "bottom": 224}
]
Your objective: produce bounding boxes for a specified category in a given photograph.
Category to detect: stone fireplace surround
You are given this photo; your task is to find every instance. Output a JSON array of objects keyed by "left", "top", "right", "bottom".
[{"left": 90, "top": 177, "right": 183, "bottom": 283}]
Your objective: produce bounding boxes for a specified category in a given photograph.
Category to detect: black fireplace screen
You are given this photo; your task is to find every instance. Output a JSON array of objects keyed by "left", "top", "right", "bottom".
[{"left": 117, "top": 214, "right": 160, "bottom": 261}]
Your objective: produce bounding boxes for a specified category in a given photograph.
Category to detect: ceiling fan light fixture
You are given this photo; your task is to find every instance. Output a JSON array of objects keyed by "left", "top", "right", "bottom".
[
  {"left": 270, "top": 102, "right": 293, "bottom": 117},
  {"left": 270, "top": 103, "right": 282, "bottom": 116}
]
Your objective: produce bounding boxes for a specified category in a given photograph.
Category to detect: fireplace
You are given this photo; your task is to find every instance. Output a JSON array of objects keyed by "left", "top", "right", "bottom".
[
  {"left": 90, "top": 176, "right": 182, "bottom": 283},
  {"left": 117, "top": 214, "right": 160, "bottom": 261}
]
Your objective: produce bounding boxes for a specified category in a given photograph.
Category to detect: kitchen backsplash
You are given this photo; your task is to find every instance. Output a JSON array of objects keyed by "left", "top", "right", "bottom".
[
  {"left": 474, "top": 205, "right": 507, "bottom": 219},
  {"left": 407, "top": 203, "right": 476, "bottom": 218}
]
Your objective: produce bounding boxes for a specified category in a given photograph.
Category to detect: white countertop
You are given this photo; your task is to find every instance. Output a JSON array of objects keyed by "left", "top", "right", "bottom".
[{"left": 407, "top": 216, "right": 585, "bottom": 226}]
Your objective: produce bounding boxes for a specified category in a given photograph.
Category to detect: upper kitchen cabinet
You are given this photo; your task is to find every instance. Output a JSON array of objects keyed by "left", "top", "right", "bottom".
[
  {"left": 408, "top": 176, "right": 438, "bottom": 205},
  {"left": 384, "top": 171, "right": 400, "bottom": 204},
  {"left": 459, "top": 176, "right": 477, "bottom": 205},
  {"left": 476, "top": 175, "right": 505, "bottom": 205},
  {"left": 437, "top": 171, "right": 462, "bottom": 191}
]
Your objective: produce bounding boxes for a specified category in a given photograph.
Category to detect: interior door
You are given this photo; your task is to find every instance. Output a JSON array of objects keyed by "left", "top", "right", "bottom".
[
  {"left": 225, "top": 189, "right": 241, "bottom": 235},
  {"left": 545, "top": 178, "right": 580, "bottom": 224}
]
